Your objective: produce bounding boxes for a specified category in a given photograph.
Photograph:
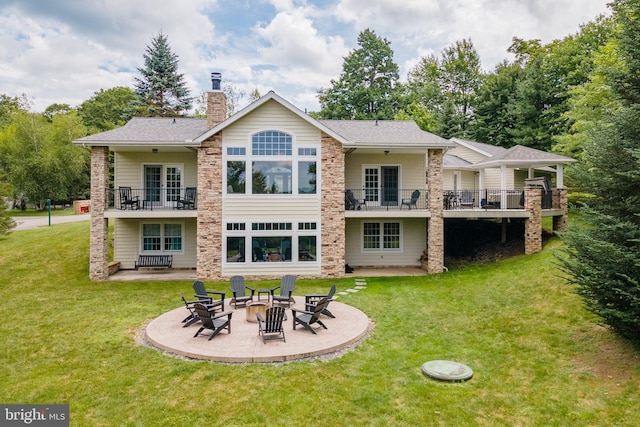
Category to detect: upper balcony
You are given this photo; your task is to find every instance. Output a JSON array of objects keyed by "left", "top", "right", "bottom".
[{"left": 104, "top": 187, "right": 198, "bottom": 218}]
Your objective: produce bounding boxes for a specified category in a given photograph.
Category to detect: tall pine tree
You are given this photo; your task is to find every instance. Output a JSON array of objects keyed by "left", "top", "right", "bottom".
[
  {"left": 558, "top": 0, "right": 640, "bottom": 340},
  {"left": 134, "top": 33, "right": 192, "bottom": 117},
  {"left": 317, "top": 29, "right": 403, "bottom": 120}
]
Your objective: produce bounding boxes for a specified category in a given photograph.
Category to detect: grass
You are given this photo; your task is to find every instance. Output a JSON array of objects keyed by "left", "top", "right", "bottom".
[{"left": 1, "top": 222, "right": 639, "bottom": 426}]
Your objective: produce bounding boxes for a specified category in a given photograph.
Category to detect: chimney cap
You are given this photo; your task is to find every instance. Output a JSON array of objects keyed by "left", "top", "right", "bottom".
[{"left": 211, "top": 72, "right": 222, "bottom": 91}]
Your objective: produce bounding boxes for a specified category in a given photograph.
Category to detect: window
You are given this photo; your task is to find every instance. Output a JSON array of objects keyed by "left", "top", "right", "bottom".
[
  {"left": 223, "top": 131, "right": 319, "bottom": 196},
  {"left": 226, "top": 236, "right": 245, "bottom": 263},
  {"left": 223, "top": 221, "right": 319, "bottom": 264},
  {"left": 142, "top": 223, "right": 183, "bottom": 253},
  {"left": 252, "top": 131, "right": 292, "bottom": 155},
  {"left": 227, "top": 161, "right": 246, "bottom": 193},
  {"left": 252, "top": 161, "right": 292, "bottom": 194},
  {"left": 363, "top": 221, "right": 401, "bottom": 251}
]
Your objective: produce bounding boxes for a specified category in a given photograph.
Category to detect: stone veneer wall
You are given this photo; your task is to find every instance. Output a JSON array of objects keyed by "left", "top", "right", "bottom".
[
  {"left": 196, "top": 134, "right": 223, "bottom": 280},
  {"left": 89, "top": 146, "right": 109, "bottom": 280},
  {"left": 427, "top": 149, "right": 444, "bottom": 273},
  {"left": 524, "top": 187, "right": 542, "bottom": 254},
  {"left": 553, "top": 188, "right": 568, "bottom": 232},
  {"left": 320, "top": 133, "right": 346, "bottom": 278}
]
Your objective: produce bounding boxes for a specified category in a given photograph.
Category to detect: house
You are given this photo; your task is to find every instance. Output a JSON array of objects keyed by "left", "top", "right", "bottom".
[{"left": 74, "top": 73, "right": 575, "bottom": 281}]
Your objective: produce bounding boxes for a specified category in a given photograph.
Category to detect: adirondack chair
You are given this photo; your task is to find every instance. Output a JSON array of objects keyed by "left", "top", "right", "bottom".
[
  {"left": 118, "top": 186, "right": 139, "bottom": 210},
  {"left": 305, "top": 284, "right": 337, "bottom": 318},
  {"left": 229, "top": 275, "right": 254, "bottom": 308},
  {"left": 270, "top": 275, "right": 296, "bottom": 307},
  {"left": 292, "top": 297, "right": 329, "bottom": 334},
  {"left": 256, "top": 306, "right": 287, "bottom": 343},
  {"left": 180, "top": 293, "right": 202, "bottom": 327},
  {"left": 401, "top": 190, "right": 420, "bottom": 210},
  {"left": 192, "top": 303, "right": 233, "bottom": 341},
  {"left": 192, "top": 281, "right": 225, "bottom": 313},
  {"left": 176, "top": 187, "right": 196, "bottom": 210},
  {"left": 345, "top": 189, "right": 363, "bottom": 210}
]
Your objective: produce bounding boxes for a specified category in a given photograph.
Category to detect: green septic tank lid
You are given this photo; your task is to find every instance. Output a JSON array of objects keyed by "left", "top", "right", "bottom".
[{"left": 422, "top": 360, "right": 473, "bottom": 382}]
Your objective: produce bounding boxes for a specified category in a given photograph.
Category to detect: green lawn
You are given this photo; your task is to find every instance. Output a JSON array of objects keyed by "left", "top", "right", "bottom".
[{"left": 1, "top": 221, "right": 639, "bottom": 426}]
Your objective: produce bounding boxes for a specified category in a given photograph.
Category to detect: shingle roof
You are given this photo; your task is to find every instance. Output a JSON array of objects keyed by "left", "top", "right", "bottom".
[
  {"left": 443, "top": 154, "right": 472, "bottom": 168},
  {"left": 75, "top": 117, "right": 208, "bottom": 145},
  {"left": 473, "top": 145, "right": 576, "bottom": 167},
  {"left": 450, "top": 137, "right": 506, "bottom": 157},
  {"left": 320, "top": 120, "right": 453, "bottom": 148}
]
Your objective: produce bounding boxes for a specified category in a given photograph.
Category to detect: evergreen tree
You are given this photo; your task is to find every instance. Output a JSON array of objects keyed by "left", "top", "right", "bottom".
[
  {"left": 558, "top": 0, "right": 640, "bottom": 340},
  {"left": 317, "top": 29, "right": 403, "bottom": 120},
  {"left": 134, "top": 32, "right": 192, "bottom": 117}
]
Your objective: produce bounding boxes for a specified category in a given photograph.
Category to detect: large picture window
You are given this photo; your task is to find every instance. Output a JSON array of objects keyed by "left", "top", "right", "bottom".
[
  {"left": 223, "top": 131, "right": 318, "bottom": 196},
  {"left": 363, "top": 221, "right": 401, "bottom": 251},
  {"left": 223, "top": 221, "right": 319, "bottom": 264},
  {"left": 142, "top": 223, "right": 183, "bottom": 253}
]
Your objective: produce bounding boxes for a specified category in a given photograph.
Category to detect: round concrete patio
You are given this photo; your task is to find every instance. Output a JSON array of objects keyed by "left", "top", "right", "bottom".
[{"left": 144, "top": 297, "right": 372, "bottom": 363}]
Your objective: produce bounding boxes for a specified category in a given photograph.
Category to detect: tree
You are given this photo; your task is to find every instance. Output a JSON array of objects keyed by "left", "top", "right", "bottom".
[
  {"left": 558, "top": 0, "right": 640, "bottom": 341},
  {"left": 0, "top": 111, "right": 89, "bottom": 208},
  {"left": 78, "top": 87, "right": 138, "bottom": 132},
  {"left": 0, "top": 169, "right": 16, "bottom": 235},
  {"left": 318, "top": 29, "right": 403, "bottom": 120},
  {"left": 133, "top": 32, "right": 192, "bottom": 117},
  {"left": 470, "top": 61, "right": 523, "bottom": 146},
  {"left": 404, "top": 39, "right": 482, "bottom": 138}
]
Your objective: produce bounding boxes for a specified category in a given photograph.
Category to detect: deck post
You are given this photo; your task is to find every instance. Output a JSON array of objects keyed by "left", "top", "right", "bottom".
[
  {"left": 524, "top": 187, "right": 542, "bottom": 254},
  {"left": 427, "top": 149, "right": 445, "bottom": 273},
  {"left": 89, "top": 146, "right": 109, "bottom": 281}
]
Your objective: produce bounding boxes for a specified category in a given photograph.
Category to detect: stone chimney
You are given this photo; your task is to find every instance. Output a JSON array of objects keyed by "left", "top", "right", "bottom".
[{"left": 207, "top": 72, "right": 227, "bottom": 129}]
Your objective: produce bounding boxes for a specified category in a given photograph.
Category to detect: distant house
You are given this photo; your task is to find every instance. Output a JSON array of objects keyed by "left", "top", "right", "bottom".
[{"left": 74, "top": 74, "right": 575, "bottom": 281}]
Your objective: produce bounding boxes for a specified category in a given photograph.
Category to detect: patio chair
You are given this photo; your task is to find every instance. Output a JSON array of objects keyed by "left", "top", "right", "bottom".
[
  {"left": 401, "top": 190, "right": 420, "bottom": 210},
  {"left": 460, "top": 190, "right": 474, "bottom": 208},
  {"left": 270, "top": 275, "right": 296, "bottom": 307},
  {"left": 257, "top": 306, "right": 287, "bottom": 343},
  {"left": 292, "top": 297, "right": 329, "bottom": 334},
  {"left": 229, "top": 275, "right": 254, "bottom": 308},
  {"left": 180, "top": 293, "right": 202, "bottom": 327},
  {"left": 192, "top": 303, "right": 233, "bottom": 341},
  {"left": 175, "top": 187, "right": 196, "bottom": 210},
  {"left": 345, "top": 190, "right": 363, "bottom": 210},
  {"left": 118, "top": 186, "right": 139, "bottom": 210},
  {"left": 192, "top": 281, "right": 225, "bottom": 313},
  {"left": 305, "top": 284, "right": 337, "bottom": 318}
]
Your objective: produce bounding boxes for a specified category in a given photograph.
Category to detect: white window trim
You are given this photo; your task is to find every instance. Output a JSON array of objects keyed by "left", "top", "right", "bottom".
[
  {"left": 222, "top": 130, "right": 320, "bottom": 197},
  {"left": 139, "top": 221, "right": 185, "bottom": 255},
  {"left": 361, "top": 220, "right": 403, "bottom": 252},
  {"left": 222, "top": 219, "right": 321, "bottom": 265}
]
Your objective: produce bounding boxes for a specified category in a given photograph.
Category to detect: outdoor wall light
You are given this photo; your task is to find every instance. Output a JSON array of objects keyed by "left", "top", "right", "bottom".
[
  {"left": 384, "top": 150, "right": 389, "bottom": 156},
  {"left": 152, "top": 148, "right": 158, "bottom": 154}
]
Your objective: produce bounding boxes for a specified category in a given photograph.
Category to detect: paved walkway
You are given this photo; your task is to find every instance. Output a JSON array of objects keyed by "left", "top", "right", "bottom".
[
  {"left": 145, "top": 280, "right": 372, "bottom": 363},
  {"left": 11, "top": 214, "right": 90, "bottom": 230}
]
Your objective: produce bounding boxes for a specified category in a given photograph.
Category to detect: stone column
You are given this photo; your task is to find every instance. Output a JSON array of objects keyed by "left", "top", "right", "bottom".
[
  {"left": 89, "top": 146, "right": 109, "bottom": 281},
  {"left": 427, "top": 149, "right": 444, "bottom": 273},
  {"left": 321, "top": 133, "right": 345, "bottom": 278},
  {"left": 553, "top": 188, "right": 568, "bottom": 232},
  {"left": 524, "top": 187, "right": 542, "bottom": 254},
  {"left": 196, "top": 135, "right": 223, "bottom": 280}
]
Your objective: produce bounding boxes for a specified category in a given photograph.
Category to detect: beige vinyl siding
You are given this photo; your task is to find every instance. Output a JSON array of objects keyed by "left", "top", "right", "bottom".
[
  {"left": 114, "top": 152, "right": 198, "bottom": 188},
  {"left": 447, "top": 145, "right": 489, "bottom": 164},
  {"left": 223, "top": 198, "right": 319, "bottom": 218},
  {"left": 222, "top": 100, "right": 321, "bottom": 146},
  {"left": 345, "top": 153, "right": 426, "bottom": 191},
  {"left": 484, "top": 168, "right": 515, "bottom": 190},
  {"left": 113, "top": 218, "right": 197, "bottom": 269},
  {"left": 345, "top": 218, "right": 425, "bottom": 267},
  {"left": 223, "top": 263, "right": 321, "bottom": 277}
]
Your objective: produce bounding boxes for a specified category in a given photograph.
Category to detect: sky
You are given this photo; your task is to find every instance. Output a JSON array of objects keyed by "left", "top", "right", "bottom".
[{"left": 0, "top": 0, "right": 611, "bottom": 114}]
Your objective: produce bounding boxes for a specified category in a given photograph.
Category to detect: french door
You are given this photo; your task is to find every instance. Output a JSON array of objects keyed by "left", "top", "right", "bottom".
[
  {"left": 363, "top": 165, "right": 399, "bottom": 207},
  {"left": 144, "top": 164, "right": 183, "bottom": 208}
]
